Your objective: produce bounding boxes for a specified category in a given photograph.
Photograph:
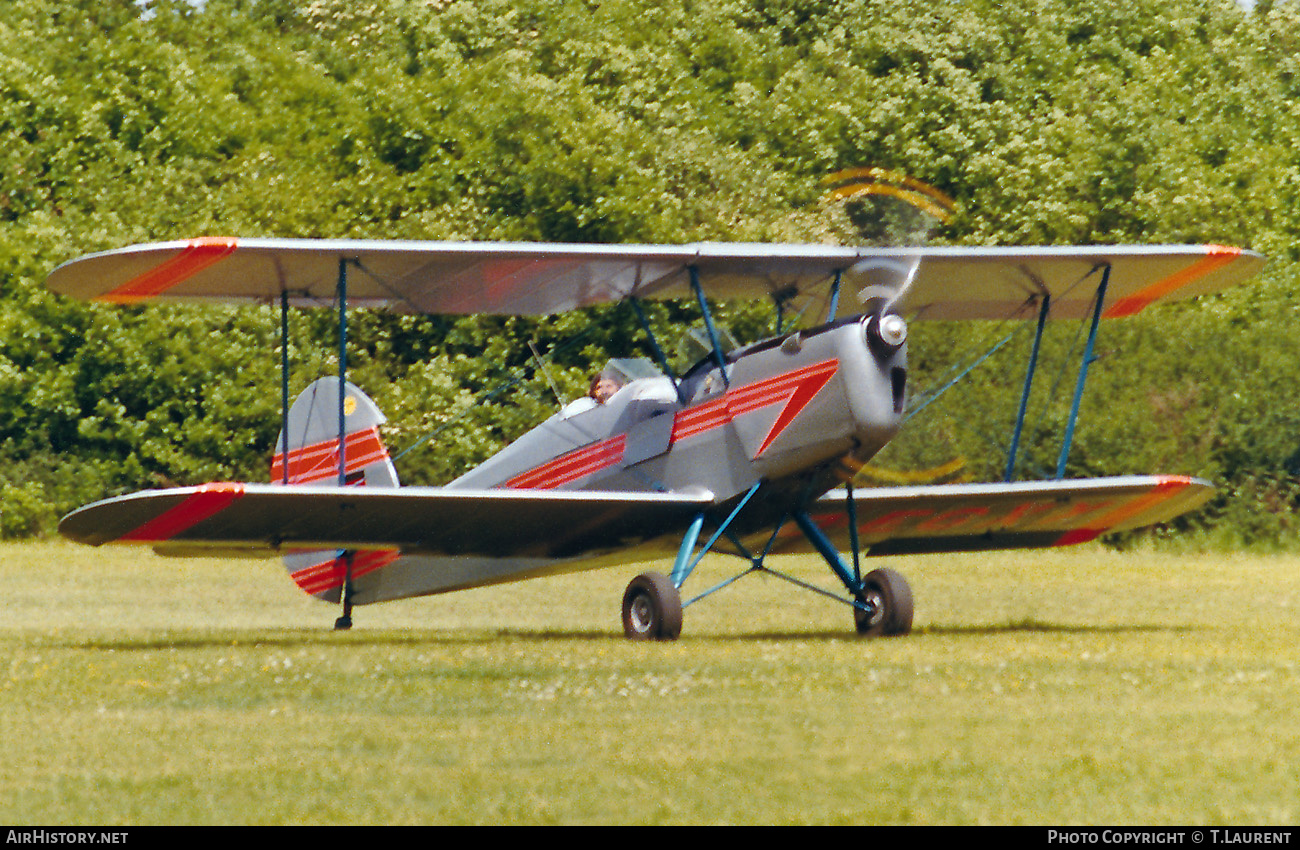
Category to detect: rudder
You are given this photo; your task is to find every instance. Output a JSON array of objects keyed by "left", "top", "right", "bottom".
[
  {"left": 273, "top": 377, "right": 400, "bottom": 603},
  {"left": 271, "top": 376, "right": 399, "bottom": 487}
]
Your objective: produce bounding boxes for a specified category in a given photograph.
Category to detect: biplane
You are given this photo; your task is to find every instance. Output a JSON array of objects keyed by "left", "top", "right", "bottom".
[{"left": 47, "top": 238, "right": 1263, "bottom": 638}]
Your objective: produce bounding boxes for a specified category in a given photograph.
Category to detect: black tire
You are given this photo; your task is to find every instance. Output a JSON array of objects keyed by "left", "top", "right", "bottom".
[
  {"left": 622, "top": 572, "right": 683, "bottom": 640},
  {"left": 854, "top": 568, "right": 913, "bottom": 637}
]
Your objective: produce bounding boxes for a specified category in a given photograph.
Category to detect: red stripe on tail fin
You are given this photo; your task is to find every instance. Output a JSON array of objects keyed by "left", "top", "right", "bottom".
[{"left": 270, "top": 426, "right": 390, "bottom": 485}]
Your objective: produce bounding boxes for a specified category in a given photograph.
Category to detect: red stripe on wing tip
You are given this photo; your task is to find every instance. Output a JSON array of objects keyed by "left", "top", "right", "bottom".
[
  {"left": 1103, "top": 247, "right": 1242, "bottom": 319},
  {"left": 96, "top": 237, "right": 239, "bottom": 304},
  {"left": 1052, "top": 477, "right": 1195, "bottom": 547},
  {"left": 1205, "top": 244, "right": 1243, "bottom": 256},
  {"left": 118, "top": 482, "right": 246, "bottom": 542}
]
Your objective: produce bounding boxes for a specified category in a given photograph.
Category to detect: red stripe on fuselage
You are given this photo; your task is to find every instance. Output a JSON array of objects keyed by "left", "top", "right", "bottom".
[
  {"left": 507, "top": 358, "right": 840, "bottom": 490},
  {"left": 506, "top": 434, "right": 628, "bottom": 490},
  {"left": 751, "top": 359, "right": 839, "bottom": 456}
]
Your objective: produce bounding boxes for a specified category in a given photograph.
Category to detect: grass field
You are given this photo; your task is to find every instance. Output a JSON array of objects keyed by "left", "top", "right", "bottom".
[{"left": 1, "top": 540, "right": 1297, "bottom": 825}]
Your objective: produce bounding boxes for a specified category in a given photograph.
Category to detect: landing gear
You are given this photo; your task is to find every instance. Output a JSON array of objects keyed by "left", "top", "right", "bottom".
[
  {"left": 854, "top": 568, "right": 913, "bottom": 637},
  {"left": 631, "top": 502, "right": 915, "bottom": 640},
  {"left": 622, "top": 572, "right": 683, "bottom": 640}
]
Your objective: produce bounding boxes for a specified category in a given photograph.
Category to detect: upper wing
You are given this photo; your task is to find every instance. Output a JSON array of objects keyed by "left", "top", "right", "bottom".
[
  {"left": 761, "top": 475, "right": 1213, "bottom": 556},
  {"left": 58, "top": 482, "right": 712, "bottom": 560},
  {"left": 46, "top": 238, "right": 1263, "bottom": 320},
  {"left": 882, "top": 244, "right": 1264, "bottom": 320}
]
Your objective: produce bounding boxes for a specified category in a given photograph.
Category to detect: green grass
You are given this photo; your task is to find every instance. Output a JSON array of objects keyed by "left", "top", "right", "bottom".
[{"left": 2, "top": 540, "right": 1298, "bottom": 824}]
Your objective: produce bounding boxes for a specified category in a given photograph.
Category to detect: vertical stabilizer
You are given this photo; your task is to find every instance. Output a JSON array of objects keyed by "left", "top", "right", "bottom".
[
  {"left": 271, "top": 376, "right": 398, "bottom": 487},
  {"left": 273, "top": 377, "right": 400, "bottom": 602}
]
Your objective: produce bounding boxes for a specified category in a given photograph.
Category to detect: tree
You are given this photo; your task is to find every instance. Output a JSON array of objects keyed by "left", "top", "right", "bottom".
[{"left": 1, "top": 0, "right": 1298, "bottom": 547}]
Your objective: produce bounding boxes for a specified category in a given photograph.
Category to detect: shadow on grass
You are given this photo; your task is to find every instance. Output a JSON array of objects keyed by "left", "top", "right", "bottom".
[
  {"left": 914, "top": 619, "right": 1198, "bottom": 637},
  {"left": 37, "top": 618, "right": 1198, "bottom": 650},
  {"left": 633, "top": 620, "right": 1201, "bottom": 642},
  {"left": 46, "top": 628, "right": 617, "bottom": 651}
]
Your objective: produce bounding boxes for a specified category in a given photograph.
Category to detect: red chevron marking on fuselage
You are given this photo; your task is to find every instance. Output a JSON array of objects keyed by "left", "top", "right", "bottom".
[{"left": 507, "top": 358, "right": 840, "bottom": 490}]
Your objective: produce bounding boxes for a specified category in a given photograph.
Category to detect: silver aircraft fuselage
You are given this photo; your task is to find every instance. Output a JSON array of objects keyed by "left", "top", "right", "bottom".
[{"left": 452, "top": 310, "right": 908, "bottom": 531}]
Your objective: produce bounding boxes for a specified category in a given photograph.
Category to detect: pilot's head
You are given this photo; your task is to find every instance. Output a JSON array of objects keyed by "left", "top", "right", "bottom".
[{"left": 589, "top": 373, "right": 623, "bottom": 404}]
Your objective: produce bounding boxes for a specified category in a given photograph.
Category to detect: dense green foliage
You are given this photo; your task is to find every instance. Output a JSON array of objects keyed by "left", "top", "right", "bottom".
[{"left": 1, "top": 0, "right": 1299, "bottom": 544}]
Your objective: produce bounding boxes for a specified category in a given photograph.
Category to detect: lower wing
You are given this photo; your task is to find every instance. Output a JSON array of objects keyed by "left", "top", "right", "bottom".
[
  {"left": 765, "top": 475, "right": 1212, "bottom": 556},
  {"left": 58, "top": 483, "right": 713, "bottom": 560},
  {"left": 59, "top": 475, "right": 1210, "bottom": 604}
]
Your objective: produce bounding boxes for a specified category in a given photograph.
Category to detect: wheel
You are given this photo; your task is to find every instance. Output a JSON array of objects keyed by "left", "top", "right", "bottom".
[
  {"left": 854, "top": 568, "right": 913, "bottom": 637},
  {"left": 622, "top": 572, "right": 683, "bottom": 640}
]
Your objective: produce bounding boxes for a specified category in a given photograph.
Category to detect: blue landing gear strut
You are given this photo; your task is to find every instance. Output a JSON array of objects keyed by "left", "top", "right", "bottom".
[
  {"left": 621, "top": 483, "right": 914, "bottom": 639},
  {"left": 620, "top": 484, "right": 760, "bottom": 640},
  {"left": 791, "top": 510, "right": 913, "bottom": 636}
]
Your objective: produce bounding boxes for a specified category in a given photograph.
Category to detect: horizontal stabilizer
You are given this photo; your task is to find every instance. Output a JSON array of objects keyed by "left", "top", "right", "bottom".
[
  {"left": 764, "top": 475, "right": 1213, "bottom": 556},
  {"left": 58, "top": 483, "right": 714, "bottom": 560}
]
